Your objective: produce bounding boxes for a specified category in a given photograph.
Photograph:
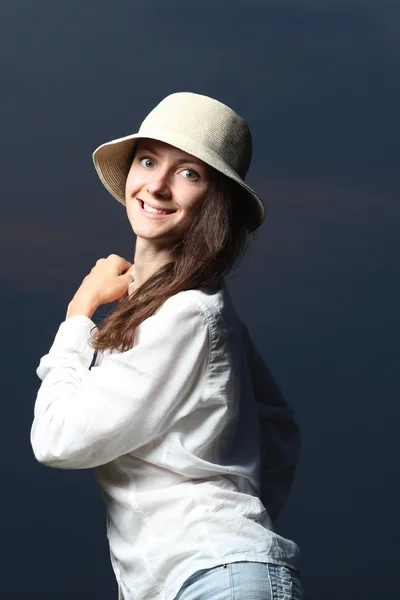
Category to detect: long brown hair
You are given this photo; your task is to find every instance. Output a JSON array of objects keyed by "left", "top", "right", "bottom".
[{"left": 89, "top": 166, "right": 258, "bottom": 354}]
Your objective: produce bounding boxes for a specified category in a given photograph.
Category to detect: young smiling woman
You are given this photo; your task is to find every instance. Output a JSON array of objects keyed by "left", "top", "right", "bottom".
[
  {"left": 31, "top": 92, "right": 304, "bottom": 600},
  {"left": 124, "top": 138, "right": 214, "bottom": 291}
]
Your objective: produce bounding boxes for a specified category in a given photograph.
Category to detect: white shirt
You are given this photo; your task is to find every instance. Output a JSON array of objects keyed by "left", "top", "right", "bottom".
[{"left": 31, "top": 279, "right": 301, "bottom": 600}]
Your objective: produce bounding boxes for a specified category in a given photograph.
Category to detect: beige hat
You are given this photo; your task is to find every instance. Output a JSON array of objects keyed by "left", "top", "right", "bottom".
[{"left": 92, "top": 92, "right": 265, "bottom": 231}]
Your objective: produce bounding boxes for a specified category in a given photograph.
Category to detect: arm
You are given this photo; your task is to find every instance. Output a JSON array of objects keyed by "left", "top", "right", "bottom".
[
  {"left": 31, "top": 297, "right": 209, "bottom": 469},
  {"left": 240, "top": 321, "right": 301, "bottom": 522}
]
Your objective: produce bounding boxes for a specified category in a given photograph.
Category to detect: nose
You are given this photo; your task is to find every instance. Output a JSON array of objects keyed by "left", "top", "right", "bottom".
[{"left": 146, "top": 171, "right": 171, "bottom": 198}]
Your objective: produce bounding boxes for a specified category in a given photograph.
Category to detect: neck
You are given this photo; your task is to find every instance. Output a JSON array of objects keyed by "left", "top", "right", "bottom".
[{"left": 132, "top": 238, "right": 175, "bottom": 290}]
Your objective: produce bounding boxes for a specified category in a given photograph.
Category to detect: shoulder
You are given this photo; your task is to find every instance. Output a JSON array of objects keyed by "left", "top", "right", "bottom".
[
  {"left": 131, "top": 282, "right": 230, "bottom": 352},
  {"left": 133, "top": 284, "right": 226, "bottom": 345},
  {"left": 157, "top": 284, "right": 225, "bottom": 328}
]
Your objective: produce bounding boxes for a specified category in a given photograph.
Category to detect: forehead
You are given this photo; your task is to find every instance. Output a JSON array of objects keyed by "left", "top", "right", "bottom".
[{"left": 135, "top": 138, "right": 207, "bottom": 168}]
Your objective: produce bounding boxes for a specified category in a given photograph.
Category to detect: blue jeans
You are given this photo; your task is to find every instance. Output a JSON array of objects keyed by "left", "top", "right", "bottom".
[{"left": 173, "top": 561, "right": 304, "bottom": 600}]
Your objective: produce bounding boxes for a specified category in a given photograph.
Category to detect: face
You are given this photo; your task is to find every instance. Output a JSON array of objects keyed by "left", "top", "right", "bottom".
[{"left": 125, "top": 138, "right": 212, "bottom": 246}]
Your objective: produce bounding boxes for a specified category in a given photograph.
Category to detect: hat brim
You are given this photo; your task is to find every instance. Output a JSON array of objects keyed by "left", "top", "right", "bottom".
[{"left": 92, "top": 132, "right": 265, "bottom": 231}]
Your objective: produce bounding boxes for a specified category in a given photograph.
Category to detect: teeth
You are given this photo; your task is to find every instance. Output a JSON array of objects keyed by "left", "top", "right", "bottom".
[{"left": 143, "top": 202, "right": 171, "bottom": 215}]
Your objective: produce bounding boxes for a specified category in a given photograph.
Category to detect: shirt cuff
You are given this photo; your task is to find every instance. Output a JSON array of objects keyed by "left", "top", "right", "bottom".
[{"left": 48, "top": 315, "right": 98, "bottom": 368}]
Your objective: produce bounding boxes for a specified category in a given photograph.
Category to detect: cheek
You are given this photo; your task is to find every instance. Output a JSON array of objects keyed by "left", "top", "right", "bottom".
[
  {"left": 125, "top": 172, "right": 146, "bottom": 202},
  {"left": 183, "top": 189, "right": 208, "bottom": 213},
  {"left": 177, "top": 180, "right": 208, "bottom": 207},
  {"left": 126, "top": 170, "right": 139, "bottom": 190}
]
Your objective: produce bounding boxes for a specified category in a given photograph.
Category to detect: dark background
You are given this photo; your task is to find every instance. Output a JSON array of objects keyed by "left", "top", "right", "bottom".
[{"left": 2, "top": 1, "right": 399, "bottom": 598}]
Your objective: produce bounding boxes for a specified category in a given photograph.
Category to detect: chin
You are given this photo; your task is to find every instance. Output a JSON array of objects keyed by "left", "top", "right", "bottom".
[{"left": 133, "top": 225, "right": 173, "bottom": 240}]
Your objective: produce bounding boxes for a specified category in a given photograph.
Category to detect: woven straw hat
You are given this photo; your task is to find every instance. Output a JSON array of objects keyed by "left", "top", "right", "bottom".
[{"left": 92, "top": 92, "right": 265, "bottom": 231}]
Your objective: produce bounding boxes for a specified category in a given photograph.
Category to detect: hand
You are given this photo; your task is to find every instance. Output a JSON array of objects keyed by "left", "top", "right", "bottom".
[{"left": 71, "top": 254, "right": 134, "bottom": 309}]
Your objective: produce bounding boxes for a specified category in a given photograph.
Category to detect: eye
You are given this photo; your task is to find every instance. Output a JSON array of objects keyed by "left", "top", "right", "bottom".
[
  {"left": 181, "top": 168, "right": 200, "bottom": 180},
  {"left": 138, "top": 156, "right": 155, "bottom": 168}
]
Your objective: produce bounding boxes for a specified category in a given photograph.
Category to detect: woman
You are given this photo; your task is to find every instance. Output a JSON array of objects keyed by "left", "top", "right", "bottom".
[{"left": 31, "top": 92, "right": 304, "bottom": 600}]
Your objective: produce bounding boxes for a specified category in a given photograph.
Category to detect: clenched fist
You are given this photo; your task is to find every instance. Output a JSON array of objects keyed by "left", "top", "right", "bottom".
[{"left": 66, "top": 254, "right": 134, "bottom": 320}]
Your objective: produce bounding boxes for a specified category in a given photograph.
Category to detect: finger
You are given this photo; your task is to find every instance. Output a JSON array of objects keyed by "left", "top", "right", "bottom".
[
  {"left": 119, "top": 261, "right": 135, "bottom": 275},
  {"left": 107, "top": 254, "right": 133, "bottom": 273}
]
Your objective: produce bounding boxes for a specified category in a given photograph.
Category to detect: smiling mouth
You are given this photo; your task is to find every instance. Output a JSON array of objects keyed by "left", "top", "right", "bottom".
[{"left": 138, "top": 199, "right": 176, "bottom": 215}]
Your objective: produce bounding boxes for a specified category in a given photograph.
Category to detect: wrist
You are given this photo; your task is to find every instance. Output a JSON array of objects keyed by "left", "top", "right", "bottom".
[{"left": 66, "top": 295, "right": 98, "bottom": 320}]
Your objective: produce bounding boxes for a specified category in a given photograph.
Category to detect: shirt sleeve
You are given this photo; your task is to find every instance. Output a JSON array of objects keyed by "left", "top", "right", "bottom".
[
  {"left": 30, "top": 296, "right": 210, "bottom": 469},
  {"left": 240, "top": 321, "right": 301, "bottom": 522}
]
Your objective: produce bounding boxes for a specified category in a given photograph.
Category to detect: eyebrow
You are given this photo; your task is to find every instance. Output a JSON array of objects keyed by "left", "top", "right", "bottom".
[{"left": 139, "top": 145, "right": 206, "bottom": 169}]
